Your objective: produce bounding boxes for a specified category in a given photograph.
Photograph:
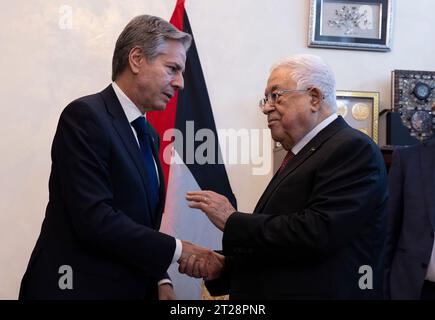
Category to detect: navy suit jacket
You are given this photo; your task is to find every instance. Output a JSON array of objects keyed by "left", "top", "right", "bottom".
[
  {"left": 19, "top": 85, "right": 175, "bottom": 299},
  {"left": 384, "top": 139, "right": 435, "bottom": 299},
  {"left": 206, "top": 117, "right": 388, "bottom": 299}
]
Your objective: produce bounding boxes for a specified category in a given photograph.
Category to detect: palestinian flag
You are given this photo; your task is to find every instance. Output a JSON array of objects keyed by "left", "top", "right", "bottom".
[{"left": 147, "top": 0, "right": 237, "bottom": 299}]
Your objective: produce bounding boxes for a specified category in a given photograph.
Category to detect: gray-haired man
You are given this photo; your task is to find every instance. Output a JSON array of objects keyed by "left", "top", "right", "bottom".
[
  {"left": 183, "top": 54, "right": 388, "bottom": 299},
  {"left": 20, "top": 14, "right": 212, "bottom": 300}
]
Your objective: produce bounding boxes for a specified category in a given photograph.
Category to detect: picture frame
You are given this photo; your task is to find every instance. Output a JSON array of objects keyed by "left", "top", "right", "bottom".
[
  {"left": 308, "top": 0, "right": 394, "bottom": 52},
  {"left": 336, "top": 90, "right": 379, "bottom": 143},
  {"left": 391, "top": 69, "right": 435, "bottom": 141}
]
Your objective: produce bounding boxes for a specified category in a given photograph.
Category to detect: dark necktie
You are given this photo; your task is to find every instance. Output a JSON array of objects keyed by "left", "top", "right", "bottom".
[
  {"left": 278, "top": 150, "right": 295, "bottom": 173},
  {"left": 131, "top": 116, "right": 159, "bottom": 213}
]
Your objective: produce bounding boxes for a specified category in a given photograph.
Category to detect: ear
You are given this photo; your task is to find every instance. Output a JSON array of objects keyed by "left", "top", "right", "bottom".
[
  {"left": 308, "top": 87, "right": 323, "bottom": 112},
  {"left": 128, "top": 47, "right": 144, "bottom": 75}
]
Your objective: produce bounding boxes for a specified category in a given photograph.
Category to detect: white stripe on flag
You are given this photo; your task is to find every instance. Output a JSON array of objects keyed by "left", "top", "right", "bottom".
[{"left": 160, "top": 149, "right": 223, "bottom": 299}]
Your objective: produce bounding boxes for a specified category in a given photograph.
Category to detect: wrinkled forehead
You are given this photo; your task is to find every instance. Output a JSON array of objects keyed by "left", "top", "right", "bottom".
[{"left": 265, "top": 67, "right": 296, "bottom": 93}]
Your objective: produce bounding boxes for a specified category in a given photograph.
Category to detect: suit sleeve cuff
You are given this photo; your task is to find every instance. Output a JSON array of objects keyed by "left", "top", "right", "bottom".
[{"left": 171, "top": 238, "right": 182, "bottom": 264}]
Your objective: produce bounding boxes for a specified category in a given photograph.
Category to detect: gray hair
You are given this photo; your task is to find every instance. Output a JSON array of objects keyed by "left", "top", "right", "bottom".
[
  {"left": 112, "top": 15, "right": 192, "bottom": 81},
  {"left": 271, "top": 54, "right": 337, "bottom": 111}
]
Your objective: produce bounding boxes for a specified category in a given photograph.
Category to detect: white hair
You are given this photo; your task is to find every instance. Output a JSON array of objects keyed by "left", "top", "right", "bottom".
[{"left": 271, "top": 54, "right": 337, "bottom": 112}]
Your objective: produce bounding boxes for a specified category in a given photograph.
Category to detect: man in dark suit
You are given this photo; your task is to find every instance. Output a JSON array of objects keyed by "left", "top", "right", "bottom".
[
  {"left": 384, "top": 140, "right": 435, "bottom": 299},
  {"left": 19, "top": 15, "right": 213, "bottom": 300},
  {"left": 182, "top": 54, "right": 388, "bottom": 299}
]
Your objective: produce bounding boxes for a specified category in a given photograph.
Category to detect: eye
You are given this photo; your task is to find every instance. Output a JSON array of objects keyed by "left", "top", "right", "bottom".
[
  {"left": 167, "top": 65, "right": 177, "bottom": 73},
  {"left": 270, "top": 92, "right": 279, "bottom": 102}
]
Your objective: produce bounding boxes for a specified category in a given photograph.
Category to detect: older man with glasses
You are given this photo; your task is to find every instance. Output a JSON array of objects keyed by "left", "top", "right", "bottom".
[{"left": 182, "top": 54, "right": 388, "bottom": 299}]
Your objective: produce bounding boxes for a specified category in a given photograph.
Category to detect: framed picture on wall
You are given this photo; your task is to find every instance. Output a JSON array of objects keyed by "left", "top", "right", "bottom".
[
  {"left": 308, "top": 0, "right": 394, "bottom": 51},
  {"left": 336, "top": 90, "right": 379, "bottom": 143},
  {"left": 392, "top": 69, "right": 435, "bottom": 141}
]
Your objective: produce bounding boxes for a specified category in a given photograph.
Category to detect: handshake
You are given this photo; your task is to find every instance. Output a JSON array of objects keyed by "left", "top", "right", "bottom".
[
  {"left": 178, "top": 240, "right": 225, "bottom": 281},
  {"left": 174, "top": 190, "right": 235, "bottom": 281}
]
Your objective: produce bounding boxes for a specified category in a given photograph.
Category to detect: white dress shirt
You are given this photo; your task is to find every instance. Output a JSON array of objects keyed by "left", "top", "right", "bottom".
[
  {"left": 112, "top": 82, "right": 181, "bottom": 285},
  {"left": 291, "top": 113, "right": 338, "bottom": 155}
]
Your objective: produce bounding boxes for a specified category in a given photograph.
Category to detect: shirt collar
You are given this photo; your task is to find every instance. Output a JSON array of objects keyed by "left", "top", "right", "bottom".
[
  {"left": 292, "top": 113, "right": 338, "bottom": 155},
  {"left": 112, "top": 81, "right": 145, "bottom": 123}
]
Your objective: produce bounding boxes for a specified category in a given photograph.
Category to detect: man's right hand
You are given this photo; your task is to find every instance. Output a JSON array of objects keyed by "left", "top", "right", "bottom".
[{"left": 178, "top": 241, "right": 224, "bottom": 280}]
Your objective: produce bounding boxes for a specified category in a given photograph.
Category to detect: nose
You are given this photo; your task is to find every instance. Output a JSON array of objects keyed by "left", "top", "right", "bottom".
[
  {"left": 262, "top": 103, "right": 275, "bottom": 115},
  {"left": 171, "top": 72, "right": 184, "bottom": 90}
]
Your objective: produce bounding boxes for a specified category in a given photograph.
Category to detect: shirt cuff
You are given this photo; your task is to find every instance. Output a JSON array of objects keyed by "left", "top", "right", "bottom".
[
  {"left": 158, "top": 279, "right": 173, "bottom": 287},
  {"left": 157, "top": 239, "right": 181, "bottom": 287},
  {"left": 172, "top": 238, "right": 182, "bottom": 264}
]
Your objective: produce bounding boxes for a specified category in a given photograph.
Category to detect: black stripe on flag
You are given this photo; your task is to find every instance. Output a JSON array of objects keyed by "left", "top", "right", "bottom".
[{"left": 175, "top": 11, "right": 237, "bottom": 208}]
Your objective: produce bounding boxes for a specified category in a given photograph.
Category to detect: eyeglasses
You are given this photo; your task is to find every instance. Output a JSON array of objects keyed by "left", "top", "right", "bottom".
[{"left": 259, "top": 89, "right": 309, "bottom": 110}]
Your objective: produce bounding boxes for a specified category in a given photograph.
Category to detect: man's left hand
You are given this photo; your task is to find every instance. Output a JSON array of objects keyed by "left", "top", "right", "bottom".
[
  {"left": 158, "top": 283, "right": 176, "bottom": 300},
  {"left": 186, "top": 191, "right": 236, "bottom": 231}
]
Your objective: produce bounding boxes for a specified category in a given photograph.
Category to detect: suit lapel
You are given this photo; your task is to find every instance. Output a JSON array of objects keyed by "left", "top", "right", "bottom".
[
  {"left": 255, "top": 117, "right": 348, "bottom": 213},
  {"left": 99, "top": 85, "right": 155, "bottom": 216},
  {"left": 420, "top": 139, "right": 435, "bottom": 229}
]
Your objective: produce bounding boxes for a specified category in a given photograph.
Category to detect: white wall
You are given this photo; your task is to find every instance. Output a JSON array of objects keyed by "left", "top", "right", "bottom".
[{"left": 1, "top": 0, "right": 435, "bottom": 299}]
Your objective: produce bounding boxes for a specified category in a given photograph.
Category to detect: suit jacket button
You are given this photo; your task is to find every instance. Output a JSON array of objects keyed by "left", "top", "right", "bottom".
[{"left": 422, "top": 262, "right": 428, "bottom": 269}]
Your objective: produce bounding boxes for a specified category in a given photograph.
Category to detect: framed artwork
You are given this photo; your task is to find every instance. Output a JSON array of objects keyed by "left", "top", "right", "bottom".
[
  {"left": 308, "top": 0, "right": 394, "bottom": 51},
  {"left": 392, "top": 69, "right": 435, "bottom": 141},
  {"left": 336, "top": 90, "right": 379, "bottom": 143}
]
